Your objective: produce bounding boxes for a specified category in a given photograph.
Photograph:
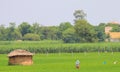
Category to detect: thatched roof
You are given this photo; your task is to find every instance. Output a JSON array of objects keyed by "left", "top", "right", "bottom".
[{"left": 8, "top": 49, "right": 33, "bottom": 57}]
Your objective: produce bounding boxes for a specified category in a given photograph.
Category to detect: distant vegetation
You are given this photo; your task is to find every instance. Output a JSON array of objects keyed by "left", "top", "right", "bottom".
[{"left": 0, "top": 10, "right": 120, "bottom": 43}]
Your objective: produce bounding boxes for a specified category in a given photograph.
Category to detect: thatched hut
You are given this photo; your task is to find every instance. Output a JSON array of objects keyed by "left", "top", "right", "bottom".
[{"left": 8, "top": 49, "right": 33, "bottom": 65}]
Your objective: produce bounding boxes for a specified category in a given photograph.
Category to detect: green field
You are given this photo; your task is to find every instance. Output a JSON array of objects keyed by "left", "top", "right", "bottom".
[
  {"left": 0, "top": 52, "right": 120, "bottom": 72},
  {"left": 0, "top": 41, "right": 120, "bottom": 53}
]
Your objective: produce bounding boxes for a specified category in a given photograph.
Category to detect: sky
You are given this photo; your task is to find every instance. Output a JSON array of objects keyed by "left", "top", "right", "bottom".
[{"left": 0, "top": 0, "right": 120, "bottom": 26}]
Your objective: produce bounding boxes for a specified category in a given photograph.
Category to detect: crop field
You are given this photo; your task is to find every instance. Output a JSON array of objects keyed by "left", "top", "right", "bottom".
[
  {"left": 0, "top": 41, "right": 120, "bottom": 53},
  {"left": 0, "top": 52, "right": 120, "bottom": 72}
]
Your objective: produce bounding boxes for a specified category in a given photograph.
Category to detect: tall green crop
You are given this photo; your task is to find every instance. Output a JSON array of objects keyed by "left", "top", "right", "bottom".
[{"left": 0, "top": 41, "right": 120, "bottom": 54}]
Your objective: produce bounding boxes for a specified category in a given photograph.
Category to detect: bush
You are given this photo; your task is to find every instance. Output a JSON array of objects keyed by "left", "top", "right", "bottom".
[{"left": 23, "top": 33, "right": 40, "bottom": 41}]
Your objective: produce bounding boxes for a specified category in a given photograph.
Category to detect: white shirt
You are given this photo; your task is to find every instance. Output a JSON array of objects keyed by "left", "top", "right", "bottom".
[{"left": 76, "top": 60, "right": 80, "bottom": 65}]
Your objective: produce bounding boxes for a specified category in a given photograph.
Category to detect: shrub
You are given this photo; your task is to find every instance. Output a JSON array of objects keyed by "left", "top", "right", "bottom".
[{"left": 23, "top": 33, "right": 40, "bottom": 41}]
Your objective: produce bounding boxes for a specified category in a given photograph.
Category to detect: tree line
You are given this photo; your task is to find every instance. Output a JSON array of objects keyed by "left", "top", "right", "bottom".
[{"left": 0, "top": 10, "right": 120, "bottom": 43}]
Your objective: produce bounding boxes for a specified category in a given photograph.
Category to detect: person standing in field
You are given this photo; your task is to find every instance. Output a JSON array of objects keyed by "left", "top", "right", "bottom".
[{"left": 75, "top": 60, "right": 80, "bottom": 69}]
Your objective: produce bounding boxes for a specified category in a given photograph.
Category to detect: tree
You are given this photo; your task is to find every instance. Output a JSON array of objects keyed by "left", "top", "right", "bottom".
[
  {"left": 18, "top": 22, "right": 32, "bottom": 36},
  {"left": 0, "top": 24, "right": 7, "bottom": 40},
  {"left": 108, "top": 24, "right": 120, "bottom": 32},
  {"left": 32, "top": 23, "right": 41, "bottom": 34},
  {"left": 95, "top": 23, "right": 106, "bottom": 42},
  {"left": 73, "top": 10, "right": 97, "bottom": 42},
  {"left": 112, "top": 26, "right": 120, "bottom": 32},
  {"left": 40, "top": 26, "right": 59, "bottom": 40},
  {"left": 5, "top": 22, "right": 21, "bottom": 40},
  {"left": 58, "top": 22, "right": 73, "bottom": 40},
  {"left": 62, "top": 27, "right": 79, "bottom": 43},
  {"left": 0, "top": 23, "right": 22, "bottom": 41},
  {"left": 96, "top": 31, "right": 106, "bottom": 42},
  {"left": 59, "top": 22, "right": 73, "bottom": 31},
  {"left": 73, "top": 10, "right": 87, "bottom": 21},
  {"left": 7, "top": 23, "right": 15, "bottom": 40},
  {"left": 14, "top": 29, "right": 22, "bottom": 40},
  {"left": 74, "top": 20, "right": 98, "bottom": 42}
]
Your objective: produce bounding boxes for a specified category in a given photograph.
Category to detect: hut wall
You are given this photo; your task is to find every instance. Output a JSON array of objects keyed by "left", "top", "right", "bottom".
[{"left": 9, "top": 55, "right": 33, "bottom": 65}]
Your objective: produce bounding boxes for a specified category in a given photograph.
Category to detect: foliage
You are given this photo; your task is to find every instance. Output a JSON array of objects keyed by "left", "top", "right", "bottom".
[
  {"left": 59, "top": 22, "right": 77, "bottom": 43},
  {"left": 40, "top": 26, "right": 59, "bottom": 40},
  {"left": 0, "top": 23, "right": 22, "bottom": 41},
  {"left": 73, "top": 10, "right": 87, "bottom": 20},
  {"left": 0, "top": 24, "right": 7, "bottom": 40},
  {"left": 23, "top": 33, "right": 40, "bottom": 41},
  {"left": 74, "top": 20, "right": 98, "bottom": 42},
  {"left": 59, "top": 22, "right": 73, "bottom": 31},
  {"left": 0, "top": 10, "right": 120, "bottom": 42},
  {"left": 112, "top": 26, "right": 120, "bottom": 32},
  {"left": 31, "top": 22, "right": 41, "bottom": 34},
  {"left": 95, "top": 23, "right": 106, "bottom": 42},
  {"left": 62, "top": 27, "right": 79, "bottom": 43},
  {"left": 18, "top": 22, "right": 32, "bottom": 36},
  {"left": 107, "top": 23, "right": 120, "bottom": 32},
  {"left": 97, "top": 31, "right": 106, "bottom": 42}
]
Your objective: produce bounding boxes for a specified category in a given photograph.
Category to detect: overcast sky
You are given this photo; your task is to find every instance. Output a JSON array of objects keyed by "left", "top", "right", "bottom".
[{"left": 1, "top": 0, "right": 120, "bottom": 26}]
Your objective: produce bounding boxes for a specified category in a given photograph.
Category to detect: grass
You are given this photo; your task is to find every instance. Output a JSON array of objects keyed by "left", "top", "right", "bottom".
[{"left": 0, "top": 52, "right": 120, "bottom": 72}]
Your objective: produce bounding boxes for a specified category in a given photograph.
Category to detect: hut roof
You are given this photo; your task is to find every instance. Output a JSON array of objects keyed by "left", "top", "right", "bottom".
[{"left": 8, "top": 49, "right": 33, "bottom": 57}]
